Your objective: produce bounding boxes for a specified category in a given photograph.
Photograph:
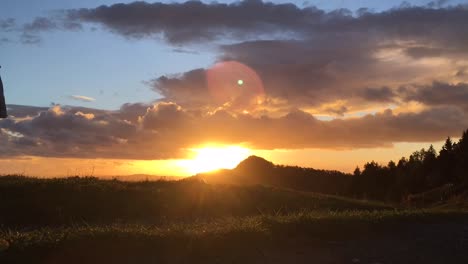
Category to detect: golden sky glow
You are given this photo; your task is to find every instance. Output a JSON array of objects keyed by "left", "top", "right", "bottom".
[
  {"left": 0, "top": 141, "right": 449, "bottom": 178},
  {"left": 176, "top": 145, "right": 252, "bottom": 174}
]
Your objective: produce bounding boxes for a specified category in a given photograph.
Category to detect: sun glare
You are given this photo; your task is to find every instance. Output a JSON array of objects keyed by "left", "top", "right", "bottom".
[{"left": 178, "top": 146, "right": 251, "bottom": 175}]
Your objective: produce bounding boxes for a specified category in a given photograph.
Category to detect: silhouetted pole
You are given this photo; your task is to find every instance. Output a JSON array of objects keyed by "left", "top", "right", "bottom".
[{"left": 0, "top": 66, "right": 7, "bottom": 118}]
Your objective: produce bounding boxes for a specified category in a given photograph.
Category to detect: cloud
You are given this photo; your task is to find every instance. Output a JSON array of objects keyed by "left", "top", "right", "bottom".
[
  {"left": 359, "top": 87, "right": 396, "bottom": 103},
  {"left": 65, "top": 0, "right": 324, "bottom": 44},
  {"left": 0, "top": 18, "right": 17, "bottom": 45},
  {"left": 171, "top": 48, "right": 199, "bottom": 55},
  {"left": 4, "top": 1, "right": 468, "bottom": 160},
  {"left": 150, "top": 15, "right": 468, "bottom": 114},
  {"left": 23, "top": 17, "right": 58, "bottom": 32},
  {"left": 75, "top": 111, "right": 95, "bottom": 120},
  {"left": 152, "top": 35, "right": 463, "bottom": 115},
  {"left": 152, "top": 69, "right": 208, "bottom": 108},
  {"left": 404, "top": 46, "right": 445, "bottom": 59},
  {"left": 402, "top": 82, "right": 468, "bottom": 110},
  {"left": 0, "top": 37, "right": 11, "bottom": 45},
  {"left": 6, "top": 15, "right": 82, "bottom": 45},
  {"left": 20, "top": 33, "right": 42, "bottom": 45},
  {"left": 1, "top": 102, "right": 467, "bottom": 160},
  {"left": 15, "top": 1, "right": 468, "bottom": 57},
  {"left": 59, "top": 2, "right": 468, "bottom": 49},
  {"left": 0, "top": 18, "right": 16, "bottom": 32},
  {"left": 9, "top": 17, "right": 60, "bottom": 45},
  {"left": 70, "top": 95, "right": 96, "bottom": 102}
]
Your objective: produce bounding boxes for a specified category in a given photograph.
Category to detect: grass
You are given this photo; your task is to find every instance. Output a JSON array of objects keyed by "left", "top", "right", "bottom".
[
  {"left": 0, "top": 175, "right": 390, "bottom": 228},
  {"left": 1, "top": 210, "right": 468, "bottom": 263},
  {"left": 1, "top": 176, "right": 467, "bottom": 263}
]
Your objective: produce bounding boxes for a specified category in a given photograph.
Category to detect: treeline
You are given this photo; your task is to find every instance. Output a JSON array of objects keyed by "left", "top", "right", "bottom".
[{"left": 351, "top": 129, "right": 468, "bottom": 202}]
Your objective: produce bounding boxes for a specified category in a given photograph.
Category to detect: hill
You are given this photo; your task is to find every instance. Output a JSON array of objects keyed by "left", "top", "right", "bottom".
[
  {"left": 0, "top": 175, "right": 388, "bottom": 228},
  {"left": 406, "top": 183, "right": 468, "bottom": 209},
  {"left": 1, "top": 176, "right": 467, "bottom": 264},
  {"left": 195, "top": 156, "right": 352, "bottom": 195},
  {"left": 2, "top": 132, "right": 468, "bottom": 263}
]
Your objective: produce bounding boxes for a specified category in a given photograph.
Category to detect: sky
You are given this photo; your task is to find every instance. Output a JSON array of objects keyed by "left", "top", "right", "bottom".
[{"left": 1, "top": 0, "right": 468, "bottom": 177}]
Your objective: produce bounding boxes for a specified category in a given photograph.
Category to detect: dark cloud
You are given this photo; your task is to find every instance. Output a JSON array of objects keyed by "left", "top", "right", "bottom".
[
  {"left": 330, "top": 6, "right": 468, "bottom": 52},
  {"left": 323, "top": 105, "right": 348, "bottom": 117},
  {"left": 4, "top": 1, "right": 468, "bottom": 159},
  {"left": 402, "top": 82, "right": 468, "bottom": 110},
  {"left": 62, "top": 1, "right": 468, "bottom": 138},
  {"left": 155, "top": 39, "right": 353, "bottom": 105},
  {"left": 0, "top": 105, "right": 148, "bottom": 159},
  {"left": 1, "top": 102, "right": 467, "bottom": 160},
  {"left": 139, "top": 102, "right": 192, "bottom": 131},
  {"left": 59, "top": 1, "right": 468, "bottom": 51},
  {"left": 359, "top": 87, "right": 396, "bottom": 103},
  {"left": 192, "top": 106, "right": 468, "bottom": 149},
  {"left": 152, "top": 31, "right": 467, "bottom": 113},
  {"left": 152, "top": 68, "right": 208, "bottom": 108},
  {"left": 455, "top": 69, "right": 467, "bottom": 77},
  {"left": 65, "top": 0, "right": 325, "bottom": 44},
  {"left": 71, "top": 4, "right": 468, "bottom": 122},
  {"left": 6, "top": 105, "right": 49, "bottom": 118},
  {"left": 116, "top": 102, "right": 151, "bottom": 123},
  {"left": 9, "top": 0, "right": 468, "bottom": 61},
  {"left": 152, "top": 37, "right": 404, "bottom": 111}
]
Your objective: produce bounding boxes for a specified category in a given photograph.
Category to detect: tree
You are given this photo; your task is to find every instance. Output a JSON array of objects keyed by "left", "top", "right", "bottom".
[
  {"left": 441, "top": 137, "right": 453, "bottom": 154},
  {"left": 455, "top": 130, "right": 468, "bottom": 183},
  {"left": 353, "top": 166, "right": 361, "bottom": 177},
  {"left": 350, "top": 128, "right": 468, "bottom": 202}
]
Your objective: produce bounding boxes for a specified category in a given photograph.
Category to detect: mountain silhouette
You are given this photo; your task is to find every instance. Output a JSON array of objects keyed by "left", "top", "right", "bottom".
[
  {"left": 194, "top": 155, "right": 351, "bottom": 195},
  {"left": 234, "top": 155, "right": 275, "bottom": 175}
]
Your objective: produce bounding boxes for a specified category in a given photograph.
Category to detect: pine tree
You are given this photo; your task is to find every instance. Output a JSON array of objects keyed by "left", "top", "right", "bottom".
[
  {"left": 353, "top": 166, "right": 361, "bottom": 177},
  {"left": 441, "top": 137, "right": 453, "bottom": 153}
]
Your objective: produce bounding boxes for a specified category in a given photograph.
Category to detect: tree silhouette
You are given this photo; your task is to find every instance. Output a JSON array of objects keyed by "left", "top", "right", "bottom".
[{"left": 351, "top": 129, "right": 468, "bottom": 202}]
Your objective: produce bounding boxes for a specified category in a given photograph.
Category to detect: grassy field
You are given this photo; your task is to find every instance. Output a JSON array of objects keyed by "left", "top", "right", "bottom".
[
  {"left": 2, "top": 210, "right": 468, "bottom": 263},
  {"left": 0, "top": 176, "right": 467, "bottom": 263},
  {"left": 0, "top": 176, "right": 389, "bottom": 228}
]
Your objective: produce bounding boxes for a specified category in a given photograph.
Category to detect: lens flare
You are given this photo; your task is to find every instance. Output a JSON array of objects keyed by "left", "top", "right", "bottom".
[{"left": 206, "top": 61, "right": 264, "bottom": 110}]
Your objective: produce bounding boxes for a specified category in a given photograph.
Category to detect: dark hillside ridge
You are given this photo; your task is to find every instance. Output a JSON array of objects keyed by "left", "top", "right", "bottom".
[
  {"left": 197, "top": 128, "right": 468, "bottom": 204},
  {"left": 0, "top": 176, "right": 388, "bottom": 228},
  {"left": 195, "top": 155, "right": 351, "bottom": 195}
]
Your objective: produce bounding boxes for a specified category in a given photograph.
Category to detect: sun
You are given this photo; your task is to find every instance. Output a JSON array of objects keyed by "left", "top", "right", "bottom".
[{"left": 178, "top": 145, "right": 251, "bottom": 175}]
